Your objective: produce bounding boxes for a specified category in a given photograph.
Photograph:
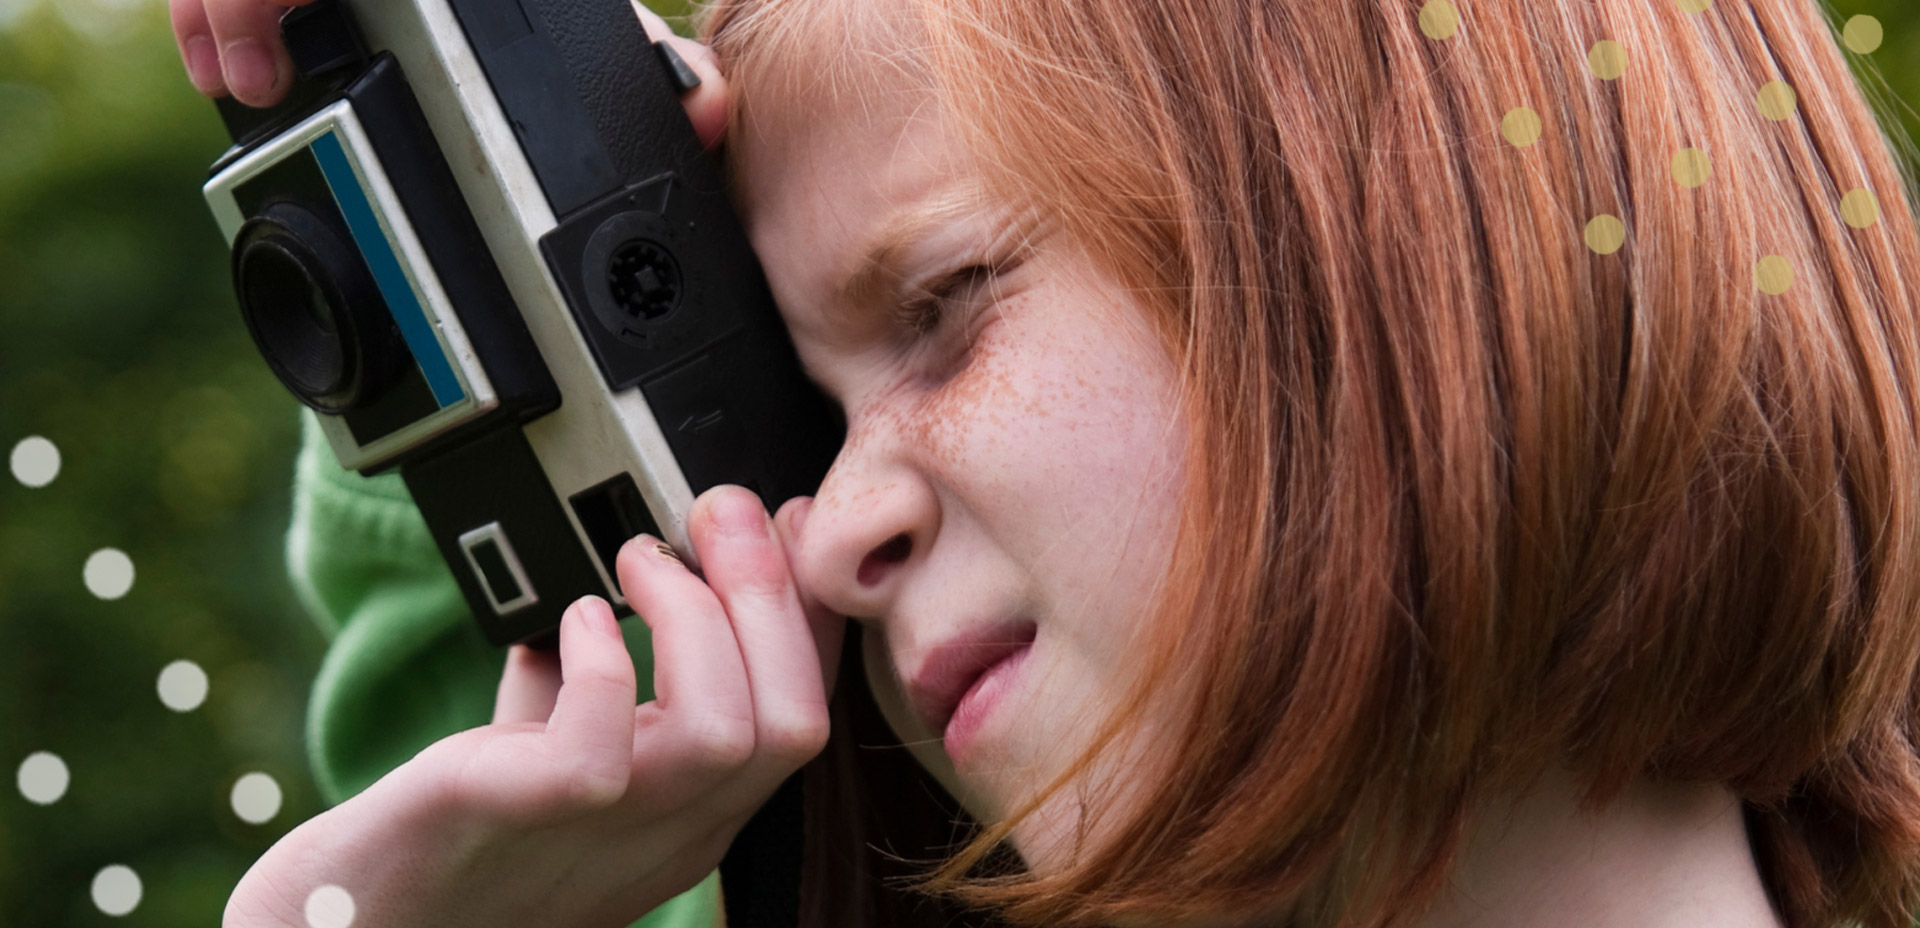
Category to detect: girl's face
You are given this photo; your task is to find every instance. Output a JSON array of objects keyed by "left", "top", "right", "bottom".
[{"left": 732, "top": 69, "right": 1188, "bottom": 861}]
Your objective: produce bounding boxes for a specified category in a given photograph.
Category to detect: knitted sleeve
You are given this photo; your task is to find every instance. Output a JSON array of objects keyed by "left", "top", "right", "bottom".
[{"left": 281, "top": 407, "right": 720, "bottom": 927}]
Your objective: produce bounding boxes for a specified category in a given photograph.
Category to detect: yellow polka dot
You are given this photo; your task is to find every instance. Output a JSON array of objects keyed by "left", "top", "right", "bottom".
[
  {"left": 1419, "top": 0, "right": 1461, "bottom": 41},
  {"left": 1588, "top": 40, "right": 1628, "bottom": 80},
  {"left": 1502, "top": 107, "right": 1543, "bottom": 147},
  {"left": 1585, "top": 214, "right": 1628, "bottom": 255},
  {"left": 1672, "top": 148, "right": 1712, "bottom": 188},
  {"left": 1842, "top": 188, "right": 1881, "bottom": 229},
  {"left": 1755, "top": 256, "right": 1794, "bottom": 296},
  {"left": 1677, "top": 0, "right": 1713, "bottom": 14},
  {"left": 1755, "top": 81, "right": 1798, "bottom": 121},
  {"left": 1844, "top": 15, "right": 1884, "bottom": 55}
]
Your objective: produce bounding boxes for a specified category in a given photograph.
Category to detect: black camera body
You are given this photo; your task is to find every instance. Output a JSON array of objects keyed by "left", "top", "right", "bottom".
[{"left": 201, "top": 0, "right": 840, "bottom": 648}]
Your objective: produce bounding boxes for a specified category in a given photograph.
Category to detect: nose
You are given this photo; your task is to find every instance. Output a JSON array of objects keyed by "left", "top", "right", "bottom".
[{"left": 792, "top": 426, "right": 940, "bottom": 621}]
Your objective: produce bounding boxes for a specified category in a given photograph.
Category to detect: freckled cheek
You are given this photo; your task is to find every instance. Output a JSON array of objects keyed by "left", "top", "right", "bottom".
[{"left": 913, "top": 322, "right": 1170, "bottom": 498}]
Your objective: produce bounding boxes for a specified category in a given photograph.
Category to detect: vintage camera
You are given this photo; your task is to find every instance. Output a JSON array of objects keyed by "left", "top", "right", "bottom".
[{"left": 200, "top": 0, "right": 840, "bottom": 648}]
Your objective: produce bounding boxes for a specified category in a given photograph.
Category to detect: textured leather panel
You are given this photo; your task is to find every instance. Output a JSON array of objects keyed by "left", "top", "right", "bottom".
[{"left": 527, "top": 0, "right": 711, "bottom": 197}]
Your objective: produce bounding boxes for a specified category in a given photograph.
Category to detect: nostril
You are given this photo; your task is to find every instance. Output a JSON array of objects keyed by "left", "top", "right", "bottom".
[{"left": 856, "top": 533, "right": 913, "bottom": 587}]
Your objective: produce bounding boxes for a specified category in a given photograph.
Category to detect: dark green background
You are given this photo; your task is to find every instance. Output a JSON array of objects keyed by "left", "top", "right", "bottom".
[
  {"left": 0, "top": 1, "right": 1912, "bottom": 925},
  {"left": 0, "top": 2, "right": 697, "bottom": 924}
]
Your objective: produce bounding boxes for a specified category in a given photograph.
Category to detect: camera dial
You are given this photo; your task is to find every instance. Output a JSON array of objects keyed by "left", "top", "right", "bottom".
[{"left": 608, "top": 238, "right": 681, "bottom": 325}]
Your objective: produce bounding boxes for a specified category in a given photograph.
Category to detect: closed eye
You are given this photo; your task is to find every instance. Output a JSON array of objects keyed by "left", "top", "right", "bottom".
[{"left": 893, "top": 259, "right": 1015, "bottom": 337}]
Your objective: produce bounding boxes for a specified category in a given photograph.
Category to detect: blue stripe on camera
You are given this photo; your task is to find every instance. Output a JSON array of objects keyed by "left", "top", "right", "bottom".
[{"left": 310, "top": 131, "right": 466, "bottom": 408}]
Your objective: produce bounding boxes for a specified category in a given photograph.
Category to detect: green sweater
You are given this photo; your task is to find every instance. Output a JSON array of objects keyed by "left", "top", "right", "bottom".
[{"left": 283, "top": 407, "right": 720, "bottom": 927}]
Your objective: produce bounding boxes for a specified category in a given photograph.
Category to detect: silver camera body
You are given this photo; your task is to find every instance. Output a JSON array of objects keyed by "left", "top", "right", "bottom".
[{"left": 202, "top": 0, "right": 838, "bottom": 647}]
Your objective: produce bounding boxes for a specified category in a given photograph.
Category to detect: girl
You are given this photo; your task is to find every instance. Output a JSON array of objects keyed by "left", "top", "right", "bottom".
[{"left": 175, "top": 0, "right": 1920, "bottom": 926}]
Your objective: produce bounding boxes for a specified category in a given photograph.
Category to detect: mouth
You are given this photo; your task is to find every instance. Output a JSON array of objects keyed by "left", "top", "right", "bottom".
[{"left": 904, "top": 620, "right": 1039, "bottom": 741}]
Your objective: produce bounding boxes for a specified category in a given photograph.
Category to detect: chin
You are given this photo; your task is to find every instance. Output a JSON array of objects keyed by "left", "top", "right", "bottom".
[{"left": 998, "top": 725, "right": 1182, "bottom": 877}]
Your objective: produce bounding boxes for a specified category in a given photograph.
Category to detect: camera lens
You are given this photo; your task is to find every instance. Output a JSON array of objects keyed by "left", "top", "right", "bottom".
[
  {"left": 241, "top": 243, "right": 343, "bottom": 393},
  {"left": 233, "top": 203, "right": 407, "bottom": 414}
]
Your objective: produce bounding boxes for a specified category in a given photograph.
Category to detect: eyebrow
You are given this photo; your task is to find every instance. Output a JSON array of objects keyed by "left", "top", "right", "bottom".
[{"left": 836, "top": 183, "right": 991, "bottom": 311}]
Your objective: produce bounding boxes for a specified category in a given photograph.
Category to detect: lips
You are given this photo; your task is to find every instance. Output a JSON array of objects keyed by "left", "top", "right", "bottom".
[{"left": 903, "top": 620, "right": 1038, "bottom": 740}]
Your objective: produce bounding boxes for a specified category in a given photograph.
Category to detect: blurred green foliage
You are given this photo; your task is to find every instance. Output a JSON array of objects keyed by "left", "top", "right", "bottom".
[
  {"left": 0, "top": 0, "right": 1909, "bottom": 925},
  {"left": 0, "top": 3, "right": 326, "bottom": 926},
  {"left": 0, "top": 2, "right": 691, "bottom": 924}
]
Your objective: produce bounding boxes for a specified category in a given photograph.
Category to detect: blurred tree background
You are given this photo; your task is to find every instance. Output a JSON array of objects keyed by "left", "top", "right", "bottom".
[{"left": 0, "top": 0, "right": 1913, "bottom": 925}]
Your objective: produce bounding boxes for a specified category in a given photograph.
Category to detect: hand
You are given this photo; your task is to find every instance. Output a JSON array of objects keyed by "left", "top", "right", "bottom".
[
  {"left": 223, "top": 488, "right": 843, "bottom": 928},
  {"left": 169, "top": 0, "right": 730, "bottom": 146}
]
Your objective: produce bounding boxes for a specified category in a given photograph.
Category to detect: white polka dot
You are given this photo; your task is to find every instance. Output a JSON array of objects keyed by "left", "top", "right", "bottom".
[
  {"left": 17, "top": 751, "right": 69, "bottom": 805},
  {"left": 84, "top": 548, "right": 135, "bottom": 600},
  {"left": 306, "top": 885, "right": 357, "bottom": 928},
  {"left": 231, "top": 772, "right": 283, "bottom": 824},
  {"left": 10, "top": 436, "right": 60, "bottom": 487},
  {"left": 157, "top": 660, "right": 209, "bottom": 712},
  {"left": 91, "top": 865, "right": 142, "bottom": 916}
]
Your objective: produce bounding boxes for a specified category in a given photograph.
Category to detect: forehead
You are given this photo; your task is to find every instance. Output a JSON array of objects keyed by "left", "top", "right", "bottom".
[
  {"left": 732, "top": 74, "right": 957, "bottom": 243},
  {"left": 722, "top": 13, "right": 976, "bottom": 315}
]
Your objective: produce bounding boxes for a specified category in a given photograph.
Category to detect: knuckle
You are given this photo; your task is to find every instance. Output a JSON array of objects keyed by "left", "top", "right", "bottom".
[
  {"left": 757, "top": 708, "right": 830, "bottom": 765},
  {"left": 573, "top": 661, "right": 632, "bottom": 695},
  {"left": 488, "top": 759, "right": 622, "bottom": 825},
  {"left": 563, "top": 760, "right": 630, "bottom": 811},
  {"left": 681, "top": 714, "right": 756, "bottom": 773}
]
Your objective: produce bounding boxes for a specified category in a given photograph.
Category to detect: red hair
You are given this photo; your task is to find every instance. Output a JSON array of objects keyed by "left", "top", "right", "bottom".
[{"left": 701, "top": 0, "right": 1920, "bottom": 925}]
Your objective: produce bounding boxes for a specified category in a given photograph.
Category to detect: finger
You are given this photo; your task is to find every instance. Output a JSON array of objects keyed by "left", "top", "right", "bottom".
[
  {"left": 203, "top": 0, "right": 308, "bottom": 107},
  {"left": 775, "top": 496, "right": 848, "bottom": 691},
  {"left": 630, "top": 1, "right": 679, "bottom": 43},
  {"left": 617, "top": 534, "right": 756, "bottom": 776},
  {"left": 169, "top": 0, "right": 226, "bottom": 97},
  {"left": 541, "top": 597, "right": 639, "bottom": 807},
  {"left": 630, "top": 0, "right": 730, "bottom": 148},
  {"left": 492, "top": 643, "right": 563, "bottom": 725},
  {"left": 689, "top": 488, "right": 833, "bottom": 773}
]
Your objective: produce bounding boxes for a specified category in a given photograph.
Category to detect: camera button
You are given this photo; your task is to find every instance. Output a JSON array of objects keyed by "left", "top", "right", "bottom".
[{"left": 458, "top": 522, "right": 538, "bottom": 615}]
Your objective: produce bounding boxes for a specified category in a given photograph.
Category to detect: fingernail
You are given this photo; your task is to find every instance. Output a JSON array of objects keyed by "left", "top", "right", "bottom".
[
  {"left": 596, "top": 606, "right": 624, "bottom": 641},
  {"left": 629, "top": 533, "right": 683, "bottom": 567},
  {"left": 222, "top": 38, "right": 277, "bottom": 104},
  {"left": 713, "top": 490, "right": 770, "bottom": 538},
  {"left": 183, "top": 35, "right": 223, "bottom": 96},
  {"left": 577, "top": 597, "right": 623, "bottom": 641},
  {"left": 789, "top": 498, "right": 812, "bottom": 539}
]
